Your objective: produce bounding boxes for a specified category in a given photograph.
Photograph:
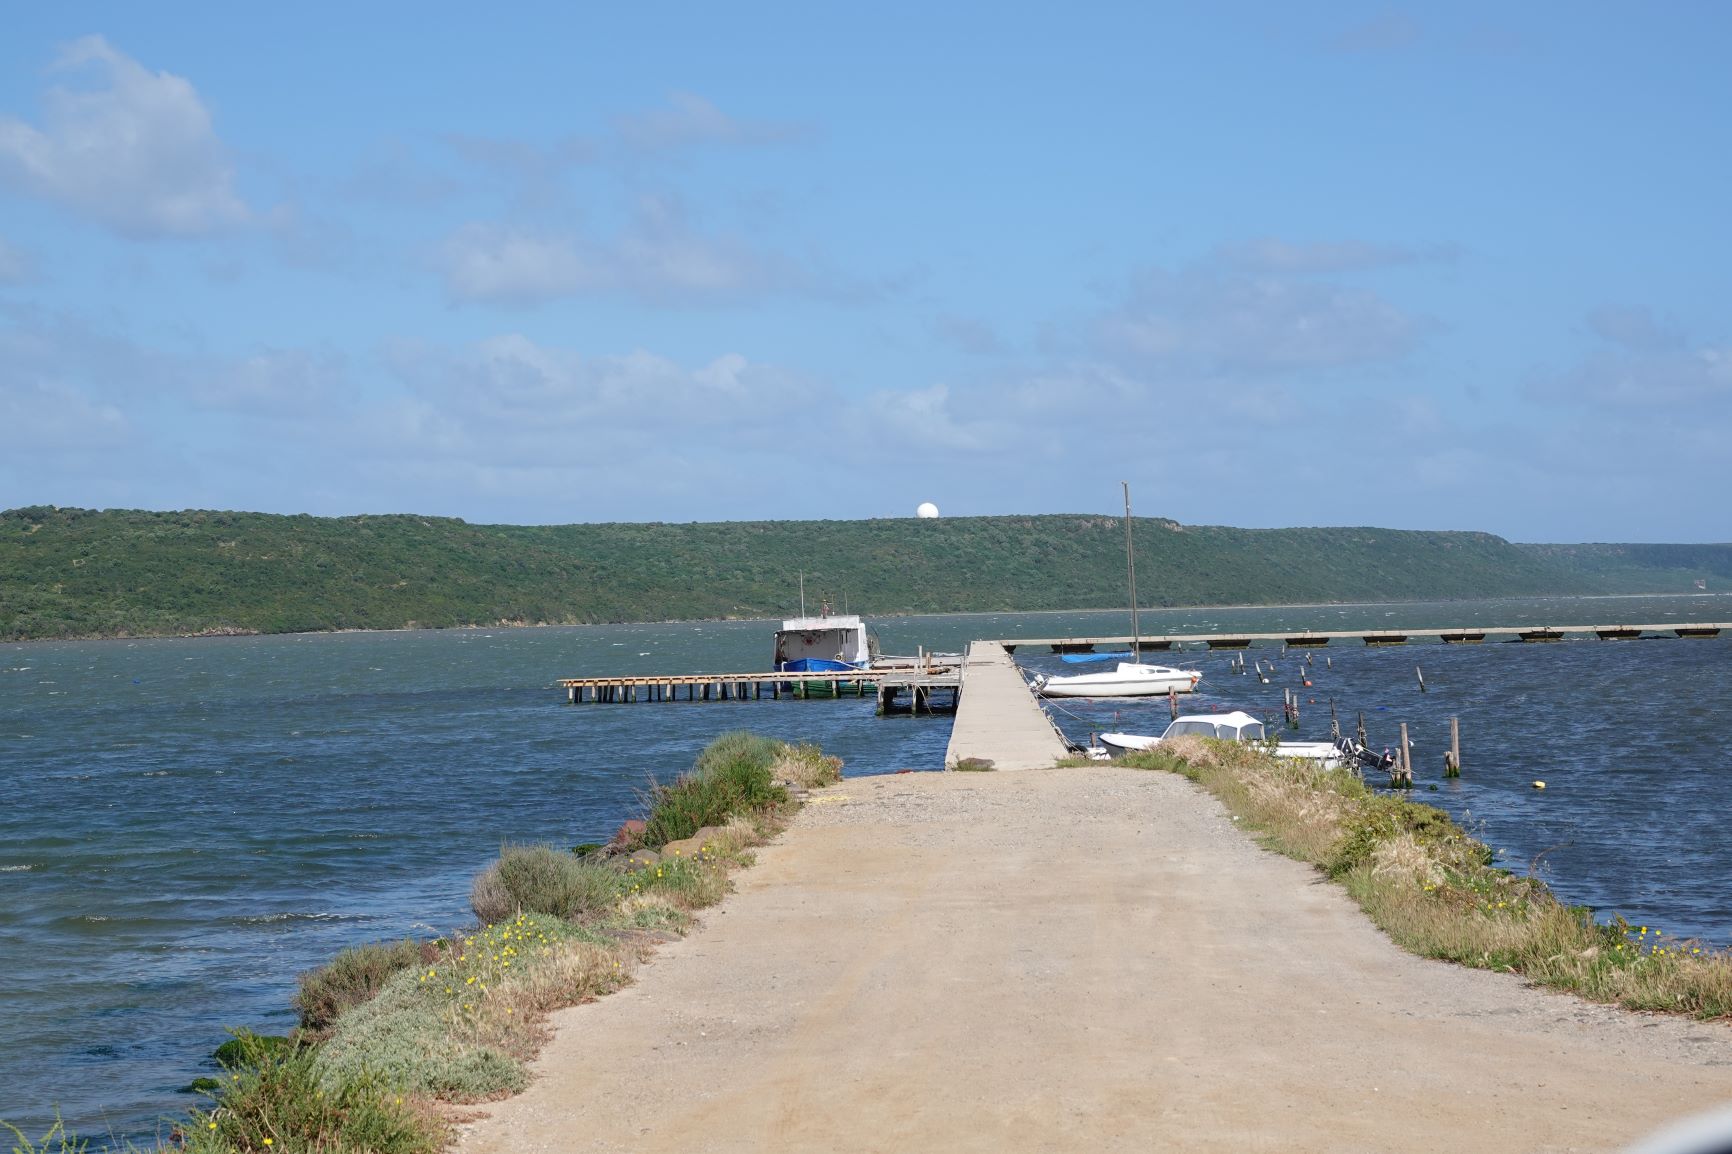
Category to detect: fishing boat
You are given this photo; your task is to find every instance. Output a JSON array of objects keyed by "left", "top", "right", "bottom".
[
  {"left": 1098, "top": 711, "right": 1392, "bottom": 770},
  {"left": 772, "top": 606, "right": 878, "bottom": 676},
  {"left": 1030, "top": 482, "right": 1201, "bottom": 700}
]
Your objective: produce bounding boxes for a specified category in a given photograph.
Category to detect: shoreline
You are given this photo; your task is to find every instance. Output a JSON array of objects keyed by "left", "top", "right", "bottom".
[{"left": 6, "top": 589, "right": 1728, "bottom": 646}]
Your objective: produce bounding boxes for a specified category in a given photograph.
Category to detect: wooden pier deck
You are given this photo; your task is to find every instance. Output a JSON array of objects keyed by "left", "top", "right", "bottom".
[
  {"left": 557, "top": 664, "right": 961, "bottom": 712},
  {"left": 942, "top": 640, "right": 1071, "bottom": 770},
  {"left": 998, "top": 621, "right": 1727, "bottom": 653}
]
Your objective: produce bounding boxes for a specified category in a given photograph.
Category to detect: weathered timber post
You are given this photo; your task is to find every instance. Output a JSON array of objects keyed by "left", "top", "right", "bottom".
[
  {"left": 1445, "top": 716, "right": 1461, "bottom": 777},
  {"left": 1416, "top": 665, "right": 1427, "bottom": 693},
  {"left": 1395, "top": 723, "right": 1414, "bottom": 787}
]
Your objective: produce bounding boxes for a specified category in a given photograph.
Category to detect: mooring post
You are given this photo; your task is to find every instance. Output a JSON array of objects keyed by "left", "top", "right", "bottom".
[
  {"left": 1416, "top": 665, "right": 1427, "bottom": 693},
  {"left": 1329, "top": 700, "right": 1340, "bottom": 741},
  {"left": 1445, "top": 716, "right": 1461, "bottom": 777},
  {"left": 1169, "top": 688, "right": 1179, "bottom": 720},
  {"left": 1396, "top": 723, "right": 1413, "bottom": 787},
  {"left": 1357, "top": 711, "right": 1367, "bottom": 747}
]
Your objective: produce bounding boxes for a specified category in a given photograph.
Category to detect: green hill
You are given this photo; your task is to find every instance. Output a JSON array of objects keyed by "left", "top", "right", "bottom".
[{"left": 1, "top": 506, "right": 1725, "bottom": 641}]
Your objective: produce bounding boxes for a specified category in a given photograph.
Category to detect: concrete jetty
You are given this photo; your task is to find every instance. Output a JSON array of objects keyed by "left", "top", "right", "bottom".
[{"left": 942, "top": 639, "right": 1070, "bottom": 769}]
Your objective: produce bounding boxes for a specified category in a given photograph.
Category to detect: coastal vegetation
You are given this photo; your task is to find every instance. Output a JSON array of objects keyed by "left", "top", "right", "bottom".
[
  {"left": 4, "top": 505, "right": 1729, "bottom": 641},
  {"left": 1114, "top": 737, "right": 1732, "bottom": 1019},
  {"left": 0, "top": 732, "right": 839, "bottom": 1153}
]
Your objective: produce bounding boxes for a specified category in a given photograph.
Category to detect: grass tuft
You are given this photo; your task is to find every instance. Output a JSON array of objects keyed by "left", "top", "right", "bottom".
[
  {"left": 295, "top": 939, "right": 437, "bottom": 1036},
  {"left": 179, "top": 1034, "right": 441, "bottom": 1154},
  {"left": 770, "top": 742, "right": 844, "bottom": 788}
]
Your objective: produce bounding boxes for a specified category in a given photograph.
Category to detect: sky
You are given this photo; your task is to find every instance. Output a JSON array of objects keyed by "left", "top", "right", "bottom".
[{"left": 1, "top": 3, "right": 1728, "bottom": 542}]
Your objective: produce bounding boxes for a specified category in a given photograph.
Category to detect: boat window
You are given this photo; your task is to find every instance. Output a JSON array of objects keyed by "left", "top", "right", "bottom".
[
  {"left": 1240, "top": 722, "right": 1265, "bottom": 741},
  {"left": 1167, "top": 721, "right": 1213, "bottom": 736}
]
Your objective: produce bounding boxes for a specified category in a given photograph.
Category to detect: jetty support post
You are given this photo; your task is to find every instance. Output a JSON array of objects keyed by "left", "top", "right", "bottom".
[
  {"left": 1394, "top": 723, "right": 1414, "bottom": 788},
  {"left": 1445, "top": 716, "right": 1461, "bottom": 777}
]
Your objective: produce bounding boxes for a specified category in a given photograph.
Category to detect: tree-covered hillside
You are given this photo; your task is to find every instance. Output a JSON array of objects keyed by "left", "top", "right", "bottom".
[{"left": 2, "top": 506, "right": 1725, "bottom": 641}]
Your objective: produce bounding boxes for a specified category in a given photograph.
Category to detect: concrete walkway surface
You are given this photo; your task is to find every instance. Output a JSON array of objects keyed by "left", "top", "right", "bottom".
[{"left": 456, "top": 768, "right": 1732, "bottom": 1154}]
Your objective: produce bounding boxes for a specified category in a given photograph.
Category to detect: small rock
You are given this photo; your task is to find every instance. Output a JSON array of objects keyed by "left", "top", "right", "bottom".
[
  {"left": 625, "top": 849, "right": 660, "bottom": 868},
  {"left": 611, "top": 819, "right": 647, "bottom": 846}
]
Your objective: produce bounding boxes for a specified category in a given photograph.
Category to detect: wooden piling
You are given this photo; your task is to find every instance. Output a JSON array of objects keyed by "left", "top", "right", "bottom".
[
  {"left": 1416, "top": 665, "right": 1427, "bottom": 693},
  {"left": 1395, "top": 723, "right": 1413, "bottom": 787},
  {"left": 1445, "top": 716, "right": 1461, "bottom": 777}
]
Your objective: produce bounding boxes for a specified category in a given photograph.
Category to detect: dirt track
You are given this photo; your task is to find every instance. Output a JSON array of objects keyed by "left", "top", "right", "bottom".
[{"left": 456, "top": 768, "right": 1732, "bottom": 1153}]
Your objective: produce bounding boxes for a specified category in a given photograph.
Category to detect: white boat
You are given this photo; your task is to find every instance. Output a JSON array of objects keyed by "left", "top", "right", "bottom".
[
  {"left": 1032, "top": 662, "right": 1201, "bottom": 698},
  {"left": 1029, "top": 482, "right": 1202, "bottom": 700},
  {"left": 772, "top": 608, "right": 878, "bottom": 675},
  {"left": 1099, "top": 710, "right": 1351, "bottom": 768}
]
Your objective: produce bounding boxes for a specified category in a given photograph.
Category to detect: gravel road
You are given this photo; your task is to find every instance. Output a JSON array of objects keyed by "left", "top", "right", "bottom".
[{"left": 455, "top": 767, "right": 1732, "bottom": 1153}]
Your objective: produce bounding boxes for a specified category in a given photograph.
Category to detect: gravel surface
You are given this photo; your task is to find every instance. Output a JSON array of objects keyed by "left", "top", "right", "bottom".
[{"left": 455, "top": 768, "right": 1732, "bottom": 1153}]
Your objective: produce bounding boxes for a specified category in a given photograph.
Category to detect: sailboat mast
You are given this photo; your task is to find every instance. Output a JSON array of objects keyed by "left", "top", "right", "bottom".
[{"left": 1123, "top": 481, "right": 1140, "bottom": 657}]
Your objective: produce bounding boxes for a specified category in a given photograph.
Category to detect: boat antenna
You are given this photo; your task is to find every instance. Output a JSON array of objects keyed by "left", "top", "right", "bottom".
[
  {"left": 1123, "top": 481, "right": 1140, "bottom": 660},
  {"left": 799, "top": 571, "right": 806, "bottom": 618}
]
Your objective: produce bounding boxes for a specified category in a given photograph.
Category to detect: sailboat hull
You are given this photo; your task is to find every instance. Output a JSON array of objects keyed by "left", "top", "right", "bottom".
[{"left": 1032, "top": 662, "right": 1201, "bottom": 698}]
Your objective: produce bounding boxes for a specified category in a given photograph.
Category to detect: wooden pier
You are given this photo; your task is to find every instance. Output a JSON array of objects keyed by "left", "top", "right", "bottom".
[
  {"left": 997, "top": 621, "right": 1726, "bottom": 654},
  {"left": 558, "top": 664, "right": 961, "bottom": 714}
]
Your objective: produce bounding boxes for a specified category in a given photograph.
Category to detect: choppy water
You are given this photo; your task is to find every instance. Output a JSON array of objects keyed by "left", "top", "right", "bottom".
[{"left": 1, "top": 594, "right": 1728, "bottom": 1144}]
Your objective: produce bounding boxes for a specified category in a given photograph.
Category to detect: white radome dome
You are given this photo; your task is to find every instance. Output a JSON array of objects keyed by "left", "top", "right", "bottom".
[{"left": 916, "top": 502, "right": 940, "bottom": 519}]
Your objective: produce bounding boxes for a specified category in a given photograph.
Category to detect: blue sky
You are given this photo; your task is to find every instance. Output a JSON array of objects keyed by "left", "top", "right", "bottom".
[{"left": 1, "top": 3, "right": 1727, "bottom": 541}]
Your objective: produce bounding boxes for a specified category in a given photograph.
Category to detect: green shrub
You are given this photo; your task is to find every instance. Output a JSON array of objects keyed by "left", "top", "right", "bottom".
[
  {"left": 181, "top": 1033, "right": 441, "bottom": 1154},
  {"left": 642, "top": 732, "right": 787, "bottom": 848},
  {"left": 470, "top": 844, "right": 624, "bottom": 925},
  {"left": 295, "top": 939, "right": 435, "bottom": 1035}
]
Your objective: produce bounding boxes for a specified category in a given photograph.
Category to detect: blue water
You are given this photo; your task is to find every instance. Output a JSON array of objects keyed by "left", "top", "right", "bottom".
[{"left": 1, "top": 594, "right": 1728, "bottom": 1144}]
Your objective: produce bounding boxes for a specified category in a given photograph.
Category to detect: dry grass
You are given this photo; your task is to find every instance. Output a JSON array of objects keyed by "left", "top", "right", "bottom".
[
  {"left": 1121, "top": 737, "right": 1732, "bottom": 1023},
  {"left": 771, "top": 742, "right": 844, "bottom": 788}
]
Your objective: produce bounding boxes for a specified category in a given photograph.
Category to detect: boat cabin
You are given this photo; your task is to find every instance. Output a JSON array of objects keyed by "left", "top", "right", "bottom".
[
  {"left": 1162, "top": 711, "right": 1266, "bottom": 743},
  {"left": 772, "top": 614, "right": 879, "bottom": 673}
]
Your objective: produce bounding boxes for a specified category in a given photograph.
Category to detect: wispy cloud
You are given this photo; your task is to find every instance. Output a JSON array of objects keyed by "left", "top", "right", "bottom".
[
  {"left": 1585, "top": 304, "right": 1685, "bottom": 352},
  {"left": 1212, "top": 237, "right": 1456, "bottom": 275},
  {"left": 437, "top": 196, "right": 824, "bottom": 307},
  {"left": 1096, "top": 259, "right": 1427, "bottom": 376},
  {"left": 613, "top": 91, "right": 812, "bottom": 153},
  {"left": 1330, "top": 10, "right": 1421, "bottom": 53},
  {"left": 0, "top": 36, "right": 248, "bottom": 238}
]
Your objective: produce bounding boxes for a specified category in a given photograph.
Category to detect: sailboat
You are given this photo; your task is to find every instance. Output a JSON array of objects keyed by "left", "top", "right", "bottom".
[{"left": 1029, "top": 483, "right": 1202, "bottom": 699}]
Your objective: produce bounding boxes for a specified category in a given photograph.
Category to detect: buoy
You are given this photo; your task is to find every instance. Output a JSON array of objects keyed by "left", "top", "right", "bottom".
[{"left": 1531, "top": 781, "right": 1546, "bottom": 790}]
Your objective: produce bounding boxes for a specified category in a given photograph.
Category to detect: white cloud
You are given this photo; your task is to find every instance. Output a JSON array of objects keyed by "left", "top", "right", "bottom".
[
  {"left": 1585, "top": 305, "right": 1684, "bottom": 351},
  {"left": 1098, "top": 263, "right": 1425, "bottom": 375},
  {"left": 203, "top": 348, "right": 346, "bottom": 416},
  {"left": 437, "top": 197, "right": 801, "bottom": 307},
  {"left": 0, "top": 377, "right": 127, "bottom": 452},
  {"left": 381, "top": 334, "right": 820, "bottom": 466},
  {"left": 437, "top": 224, "right": 592, "bottom": 305},
  {"left": 1213, "top": 237, "right": 1454, "bottom": 275},
  {"left": 614, "top": 91, "right": 810, "bottom": 153},
  {"left": 1534, "top": 344, "right": 1732, "bottom": 411},
  {"left": 0, "top": 36, "right": 248, "bottom": 238}
]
